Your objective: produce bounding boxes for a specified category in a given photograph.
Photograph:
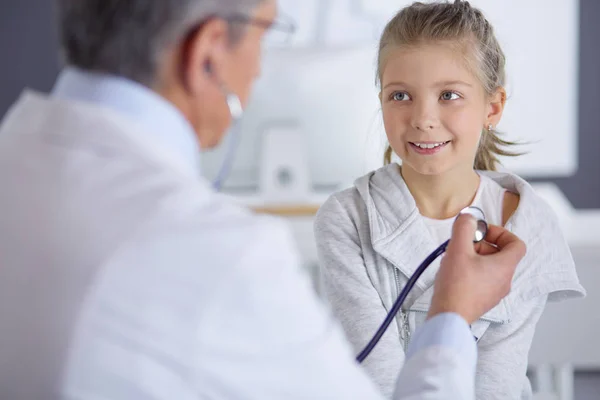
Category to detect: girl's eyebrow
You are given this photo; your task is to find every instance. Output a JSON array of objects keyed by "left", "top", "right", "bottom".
[
  {"left": 433, "top": 80, "right": 473, "bottom": 88},
  {"left": 383, "top": 81, "right": 410, "bottom": 90},
  {"left": 383, "top": 80, "right": 473, "bottom": 89}
]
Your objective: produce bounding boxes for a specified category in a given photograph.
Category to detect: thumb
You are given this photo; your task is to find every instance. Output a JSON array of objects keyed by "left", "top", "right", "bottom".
[{"left": 448, "top": 213, "right": 478, "bottom": 253}]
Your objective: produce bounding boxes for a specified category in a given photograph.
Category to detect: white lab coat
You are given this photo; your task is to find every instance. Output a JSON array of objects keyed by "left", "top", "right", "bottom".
[{"left": 0, "top": 87, "right": 475, "bottom": 399}]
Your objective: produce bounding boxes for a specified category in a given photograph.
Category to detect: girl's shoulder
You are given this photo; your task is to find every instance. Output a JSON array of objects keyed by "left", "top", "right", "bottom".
[
  {"left": 478, "top": 171, "right": 586, "bottom": 305},
  {"left": 316, "top": 163, "right": 414, "bottom": 230},
  {"left": 477, "top": 174, "right": 520, "bottom": 226},
  {"left": 477, "top": 171, "right": 558, "bottom": 229},
  {"left": 315, "top": 185, "right": 367, "bottom": 231}
]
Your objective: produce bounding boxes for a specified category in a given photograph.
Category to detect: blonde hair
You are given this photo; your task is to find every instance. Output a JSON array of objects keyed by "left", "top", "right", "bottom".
[{"left": 378, "top": 0, "right": 521, "bottom": 170}]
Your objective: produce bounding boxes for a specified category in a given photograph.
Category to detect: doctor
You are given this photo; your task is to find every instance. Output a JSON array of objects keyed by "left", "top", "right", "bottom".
[{"left": 0, "top": 0, "right": 526, "bottom": 398}]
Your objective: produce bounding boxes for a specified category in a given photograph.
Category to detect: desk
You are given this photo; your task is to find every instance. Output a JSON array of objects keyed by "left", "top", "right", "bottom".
[
  {"left": 529, "top": 245, "right": 600, "bottom": 368},
  {"left": 525, "top": 245, "right": 600, "bottom": 400},
  {"left": 251, "top": 204, "right": 320, "bottom": 217}
]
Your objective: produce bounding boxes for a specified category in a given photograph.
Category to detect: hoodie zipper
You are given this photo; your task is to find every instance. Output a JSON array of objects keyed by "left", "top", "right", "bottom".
[
  {"left": 393, "top": 266, "right": 508, "bottom": 353},
  {"left": 407, "top": 308, "right": 507, "bottom": 325},
  {"left": 394, "top": 268, "right": 411, "bottom": 352}
]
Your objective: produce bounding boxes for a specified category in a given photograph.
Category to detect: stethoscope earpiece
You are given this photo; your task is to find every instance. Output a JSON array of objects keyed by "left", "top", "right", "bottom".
[
  {"left": 205, "top": 60, "right": 244, "bottom": 191},
  {"left": 202, "top": 62, "right": 242, "bottom": 120}
]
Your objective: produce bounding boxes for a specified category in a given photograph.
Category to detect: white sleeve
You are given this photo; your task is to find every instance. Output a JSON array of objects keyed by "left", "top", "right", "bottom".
[
  {"left": 395, "top": 313, "right": 477, "bottom": 400},
  {"left": 194, "top": 219, "right": 387, "bottom": 399},
  {"left": 194, "top": 218, "right": 477, "bottom": 400},
  {"left": 394, "top": 346, "right": 476, "bottom": 400}
]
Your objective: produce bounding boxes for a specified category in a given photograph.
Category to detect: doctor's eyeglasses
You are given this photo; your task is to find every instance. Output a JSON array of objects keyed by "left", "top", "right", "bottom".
[{"left": 224, "top": 13, "right": 297, "bottom": 47}]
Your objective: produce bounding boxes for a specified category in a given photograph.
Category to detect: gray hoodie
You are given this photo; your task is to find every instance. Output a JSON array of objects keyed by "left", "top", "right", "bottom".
[{"left": 314, "top": 163, "right": 586, "bottom": 399}]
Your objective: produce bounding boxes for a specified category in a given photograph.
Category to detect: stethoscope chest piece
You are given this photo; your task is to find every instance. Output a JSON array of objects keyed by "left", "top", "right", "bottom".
[{"left": 458, "top": 206, "right": 488, "bottom": 243}]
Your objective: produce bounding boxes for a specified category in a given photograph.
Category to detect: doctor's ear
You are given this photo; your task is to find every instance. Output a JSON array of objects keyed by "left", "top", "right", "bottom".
[{"left": 180, "top": 18, "right": 229, "bottom": 93}]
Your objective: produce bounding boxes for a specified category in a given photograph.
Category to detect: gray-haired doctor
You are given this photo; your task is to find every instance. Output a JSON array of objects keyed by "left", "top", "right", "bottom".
[{"left": 0, "top": 0, "right": 526, "bottom": 399}]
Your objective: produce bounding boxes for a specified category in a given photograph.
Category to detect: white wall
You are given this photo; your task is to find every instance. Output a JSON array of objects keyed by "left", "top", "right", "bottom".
[
  {"left": 202, "top": 1, "right": 579, "bottom": 190},
  {"left": 273, "top": 0, "right": 579, "bottom": 177}
]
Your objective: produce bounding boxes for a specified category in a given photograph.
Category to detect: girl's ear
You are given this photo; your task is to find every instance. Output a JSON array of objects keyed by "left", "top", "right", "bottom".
[{"left": 487, "top": 87, "right": 506, "bottom": 126}]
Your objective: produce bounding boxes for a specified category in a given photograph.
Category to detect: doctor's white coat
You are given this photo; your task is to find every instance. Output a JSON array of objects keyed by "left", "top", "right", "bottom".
[{"left": 0, "top": 89, "right": 476, "bottom": 399}]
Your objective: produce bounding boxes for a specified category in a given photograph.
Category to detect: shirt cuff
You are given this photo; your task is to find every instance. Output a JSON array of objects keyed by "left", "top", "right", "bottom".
[{"left": 406, "top": 313, "right": 477, "bottom": 370}]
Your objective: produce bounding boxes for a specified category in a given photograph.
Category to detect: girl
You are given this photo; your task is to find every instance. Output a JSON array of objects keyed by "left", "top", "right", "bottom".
[{"left": 314, "top": 1, "right": 585, "bottom": 399}]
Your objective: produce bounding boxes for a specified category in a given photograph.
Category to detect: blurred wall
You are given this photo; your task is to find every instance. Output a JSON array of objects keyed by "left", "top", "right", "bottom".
[
  {"left": 1, "top": 0, "right": 598, "bottom": 208},
  {"left": 538, "top": 0, "right": 600, "bottom": 209},
  {"left": 0, "top": 0, "right": 599, "bottom": 398}
]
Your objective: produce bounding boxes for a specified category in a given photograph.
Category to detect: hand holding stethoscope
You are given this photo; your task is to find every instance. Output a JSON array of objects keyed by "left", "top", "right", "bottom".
[{"left": 357, "top": 206, "right": 525, "bottom": 363}]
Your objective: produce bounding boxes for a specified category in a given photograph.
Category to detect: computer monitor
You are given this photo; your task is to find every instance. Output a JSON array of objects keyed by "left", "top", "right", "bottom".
[{"left": 201, "top": 45, "right": 385, "bottom": 192}]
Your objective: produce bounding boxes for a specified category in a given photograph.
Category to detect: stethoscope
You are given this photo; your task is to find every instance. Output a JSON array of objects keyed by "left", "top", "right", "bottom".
[
  {"left": 356, "top": 206, "right": 489, "bottom": 363},
  {"left": 203, "top": 63, "right": 244, "bottom": 191},
  {"left": 211, "top": 90, "right": 243, "bottom": 191},
  {"left": 210, "top": 75, "right": 490, "bottom": 364}
]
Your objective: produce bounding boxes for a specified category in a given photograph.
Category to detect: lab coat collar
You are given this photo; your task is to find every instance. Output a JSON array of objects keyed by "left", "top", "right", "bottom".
[{"left": 52, "top": 67, "right": 201, "bottom": 177}]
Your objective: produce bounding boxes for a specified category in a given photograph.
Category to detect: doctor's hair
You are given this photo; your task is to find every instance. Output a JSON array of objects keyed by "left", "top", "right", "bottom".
[
  {"left": 56, "top": 0, "right": 265, "bottom": 87},
  {"left": 378, "top": 0, "right": 522, "bottom": 171}
]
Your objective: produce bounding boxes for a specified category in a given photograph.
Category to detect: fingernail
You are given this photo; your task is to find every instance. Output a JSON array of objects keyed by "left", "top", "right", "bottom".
[
  {"left": 468, "top": 215, "right": 477, "bottom": 229},
  {"left": 460, "top": 214, "right": 477, "bottom": 229}
]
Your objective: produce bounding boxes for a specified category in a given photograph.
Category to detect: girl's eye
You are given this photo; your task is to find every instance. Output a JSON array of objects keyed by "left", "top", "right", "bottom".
[
  {"left": 441, "top": 91, "right": 461, "bottom": 101},
  {"left": 391, "top": 92, "right": 411, "bottom": 101}
]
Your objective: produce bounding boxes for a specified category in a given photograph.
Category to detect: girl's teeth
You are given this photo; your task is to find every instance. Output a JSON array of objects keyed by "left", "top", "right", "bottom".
[{"left": 414, "top": 142, "right": 447, "bottom": 149}]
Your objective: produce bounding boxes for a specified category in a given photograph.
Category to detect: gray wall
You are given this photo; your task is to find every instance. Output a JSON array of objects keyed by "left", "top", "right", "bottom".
[
  {"left": 0, "top": 0, "right": 60, "bottom": 116},
  {"left": 530, "top": 0, "right": 600, "bottom": 209}
]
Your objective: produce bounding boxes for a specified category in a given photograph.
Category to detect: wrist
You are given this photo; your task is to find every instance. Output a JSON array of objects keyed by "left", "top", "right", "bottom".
[{"left": 428, "top": 304, "right": 474, "bottom": 325}]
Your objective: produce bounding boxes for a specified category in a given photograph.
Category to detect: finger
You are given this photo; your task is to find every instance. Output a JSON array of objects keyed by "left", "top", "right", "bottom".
[
  {"left": 474, "top": 240, "right": 499, "bottom": 255},
  {"left": 483, "top": 224, "right": 524, "bottom": 251},
  {"left": 486, "top": 230, "right": 527, "bottom": 267},
  {"left": 489, "top": 240, "right": 527, "bottom": 267},
  {"left": 447, "top": 213, "right": 478, "bottom": 254}
]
